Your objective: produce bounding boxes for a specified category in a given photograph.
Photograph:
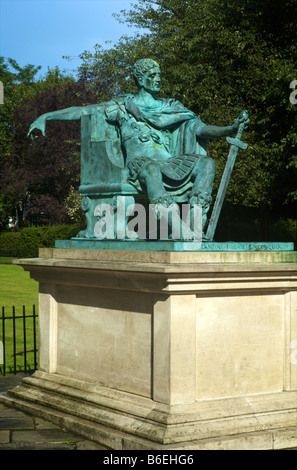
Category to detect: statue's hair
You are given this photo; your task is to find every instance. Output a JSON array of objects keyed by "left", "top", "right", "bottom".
[{"left": 132, "top": 58, "right": 160, "bottom": 85}]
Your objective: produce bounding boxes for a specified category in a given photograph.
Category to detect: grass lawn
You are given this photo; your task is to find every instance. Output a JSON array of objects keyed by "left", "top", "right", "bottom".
[
  {"left": 0, "top": 257, "right": 15, "bottom": 264},
  {"left": 0, "top": 262, "right": 39, "bottom": 374},
  {"left": 0, "top": 263, "right": 39, "bottom": 308}
]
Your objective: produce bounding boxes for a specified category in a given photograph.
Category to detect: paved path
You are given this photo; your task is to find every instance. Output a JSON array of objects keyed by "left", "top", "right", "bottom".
[{"left": 0, "top": 373, "right": 107, "bottom": 450}]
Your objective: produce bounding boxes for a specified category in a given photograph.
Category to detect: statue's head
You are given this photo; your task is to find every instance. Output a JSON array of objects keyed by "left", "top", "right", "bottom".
[{"left": 132, "top": 58, "right": 160, "bottom": 88}]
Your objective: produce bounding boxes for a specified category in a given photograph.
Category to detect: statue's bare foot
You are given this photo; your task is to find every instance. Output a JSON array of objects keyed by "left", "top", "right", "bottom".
[
  {"left": 189, "top": 191, "right": 212, "bottom": 211},
  {"left": 151, "top": 193, "right": 175, "bottom": 208},
  {"left": 188, "top": 191, "right": 213, "bottom": 233}
]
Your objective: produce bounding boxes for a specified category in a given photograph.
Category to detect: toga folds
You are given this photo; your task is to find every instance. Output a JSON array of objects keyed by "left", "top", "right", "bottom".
[{"left": 104, "top": 94, "right": 208, "bottom": 201}]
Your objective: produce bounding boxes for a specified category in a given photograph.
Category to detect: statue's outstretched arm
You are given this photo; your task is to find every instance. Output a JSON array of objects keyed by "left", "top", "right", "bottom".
[
  {"left": 27, "top": 104, "right": 100, "bottom": 139},
  {"left": 197, "top": 110, "right": 249, "bottom": 139}
]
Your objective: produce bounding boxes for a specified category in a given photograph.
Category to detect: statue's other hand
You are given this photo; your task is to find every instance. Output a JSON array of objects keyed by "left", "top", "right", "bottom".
[{"left": 27, "top": 116, "right": 46, "bottom": 140}]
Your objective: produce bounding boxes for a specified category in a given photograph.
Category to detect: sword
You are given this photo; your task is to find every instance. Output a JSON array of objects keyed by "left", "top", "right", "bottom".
[{"left": 206, "top": 110, "right": 249, "bottom": 241}]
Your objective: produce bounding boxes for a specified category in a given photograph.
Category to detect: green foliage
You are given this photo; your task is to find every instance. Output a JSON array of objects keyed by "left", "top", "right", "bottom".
[
  {"left": 0, "top": 232, "right": 20, "bottom": 255},
  {"left": 0, "top": 224, "right": 83, "bottom": 258},
  {"left": 64, "top": 186, "right": 84, "bottom": 223},
  {"left": 0, "top": 57, "right": 41, "bottom": 159},
  {"left": 0, "top": 58, "right": 49, "bottom": 226},
  {"left": 0, "top": 60, "right": 92, "bottom": 228},
  {"left": 215, "top": 204, "right": 297, "bottom": 246},
  {"left": 78, "top": 0, "right": 297, "bottom": 214}
]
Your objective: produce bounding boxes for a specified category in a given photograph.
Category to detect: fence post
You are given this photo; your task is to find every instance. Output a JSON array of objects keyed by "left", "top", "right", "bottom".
[
  {"left": 23, "top": 305, "right": 27, "bottom": 372},
  {"left": 0, "top": 341, "right": 3, "bottom": 371},
  {"left": 1, "top": 307, "right": 5, "bottom": 375},
  {"left": 12, "top": 306, "right": 16, "bottom": 374},
  {"left": 33, "top": 304, "right": 37, "bottom": 370}
]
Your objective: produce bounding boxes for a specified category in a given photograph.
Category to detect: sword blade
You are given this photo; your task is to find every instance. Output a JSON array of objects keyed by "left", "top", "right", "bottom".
[{"left": 206, "top": 122, "right": 247, "bottom": 241}]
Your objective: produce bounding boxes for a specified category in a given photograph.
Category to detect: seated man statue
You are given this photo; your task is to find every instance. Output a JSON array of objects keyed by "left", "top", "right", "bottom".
[{"left": 28, "top": 58, "right": 249, "bottom": 236}]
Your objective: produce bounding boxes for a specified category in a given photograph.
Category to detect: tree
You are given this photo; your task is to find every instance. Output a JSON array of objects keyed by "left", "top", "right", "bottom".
[
  {"left": 0, "top": 57, "right": 41, "bottom": 155},
  {"left": 78, "top": 0, "right": 297, "bottom": 217},
  {"left": 0, "top": 63, "right": 95, "bottom": 228},
  {"left": 0, "top": 57, "right": 41, "bottom": 228}
]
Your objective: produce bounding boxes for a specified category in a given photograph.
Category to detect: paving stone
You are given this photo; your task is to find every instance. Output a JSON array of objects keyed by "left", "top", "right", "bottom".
[
  {"left": 0, "top": 404, "right": 33, "bottom": 419},
  {"left": 0, "top": 430, "right": 10, "bottom": 444},
  {"left": 0, "top": 441, "right": 76, "bottom": 450},
  {"left": 34, "top": 418, "right": 65, "bottom": 430},
  {"left": 75, "top": 440, "right": 109, "bottom": 450},
  {"left": 0, "top": 374, "right": 111, "bottom": 450},
  {"left": 12, "top": 428, "right": 82, "bottom": 444},
  {"left": 0, "top": 417, "right": 35, "bottom": 430}
]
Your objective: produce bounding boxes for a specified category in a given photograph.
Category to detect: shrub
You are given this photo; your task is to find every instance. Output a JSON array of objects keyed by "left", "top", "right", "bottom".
[
  {"left": 0, "top": 232, "right": 21, "bottom": 256},
  {"left": 0, "top": 224, "right": 82, "bottom": 258}
]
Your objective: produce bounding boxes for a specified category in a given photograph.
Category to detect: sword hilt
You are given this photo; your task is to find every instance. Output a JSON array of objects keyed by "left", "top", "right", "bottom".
[
  {"left": 226, "top": 111, "right": 248, "bottom": 149},
  {"left": 226, "top": 135, "right": 247, "bottom": 150},
  {"left": 236, "top": 110, "right": 249, "bottom": 138}
]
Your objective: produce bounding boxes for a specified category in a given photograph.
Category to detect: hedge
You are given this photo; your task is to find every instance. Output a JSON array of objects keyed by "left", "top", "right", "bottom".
[
  {"left": 0, "top": 224, "right": 82, "bottom": 258},
  {"left": 0, "top": 213, "right": 296, "bottom": 258}
]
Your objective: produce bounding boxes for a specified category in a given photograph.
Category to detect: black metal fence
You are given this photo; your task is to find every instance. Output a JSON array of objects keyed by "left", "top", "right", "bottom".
[{"left": 1, "top": 305, "right": 38, "bottom": 375}]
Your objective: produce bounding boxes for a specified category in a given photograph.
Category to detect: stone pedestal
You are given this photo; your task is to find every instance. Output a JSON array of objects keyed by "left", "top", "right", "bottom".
[{"left": 4, "top": 248, "right": 297, "bottom": 449}]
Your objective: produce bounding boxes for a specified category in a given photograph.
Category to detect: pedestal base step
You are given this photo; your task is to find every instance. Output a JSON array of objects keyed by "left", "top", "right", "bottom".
[{"left": 1, "top": 371, "right": 297, "bottom": 450}]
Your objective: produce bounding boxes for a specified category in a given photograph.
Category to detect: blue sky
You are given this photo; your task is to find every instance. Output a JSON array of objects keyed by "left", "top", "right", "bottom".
[{"left": 0, "top": 0, "right": 144, "bottom": 77}]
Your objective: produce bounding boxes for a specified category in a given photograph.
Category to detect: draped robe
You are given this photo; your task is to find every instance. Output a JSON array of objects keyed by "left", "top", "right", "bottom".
[{"left": 104, "top": 95, "right": 208, "bottom": 201}]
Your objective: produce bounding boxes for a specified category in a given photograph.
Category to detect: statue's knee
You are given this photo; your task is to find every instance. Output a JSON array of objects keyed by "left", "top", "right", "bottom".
[
  {"left": 203, "top": 156, "right": 216, "bottom": 173},
  {"left": 192, "top": 156, "right": 215, "bottom": 179},
  {"left": 141, "top": 161, "right": 161, "bottom": 179}
]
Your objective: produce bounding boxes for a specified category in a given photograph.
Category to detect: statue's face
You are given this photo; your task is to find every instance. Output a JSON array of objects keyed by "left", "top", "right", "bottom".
[{"left": 139, "top": 67, "right": 161, "bottom": 94}]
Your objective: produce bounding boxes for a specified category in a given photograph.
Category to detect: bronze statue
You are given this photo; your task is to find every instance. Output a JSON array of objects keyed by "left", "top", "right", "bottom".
[{"left": 28, "top": 58, "right": 249, "bottom": 240}]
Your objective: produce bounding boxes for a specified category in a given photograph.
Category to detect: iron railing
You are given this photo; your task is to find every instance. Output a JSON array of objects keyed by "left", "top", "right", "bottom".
[{"left": 0, "top": 305, "right": 38, "bottom": 375}]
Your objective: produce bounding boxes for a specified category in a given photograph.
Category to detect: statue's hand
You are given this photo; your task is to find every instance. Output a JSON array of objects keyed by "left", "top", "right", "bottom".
[
  {"left": 27, "top": 116, "right": 46, "bottom": 140},
  {"left": 233, "top": 110, "right": 250, "bottom": 131}
]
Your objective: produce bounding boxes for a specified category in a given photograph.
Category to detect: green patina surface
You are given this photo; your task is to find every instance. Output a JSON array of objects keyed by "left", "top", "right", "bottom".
[
  {"left": 55, "top": 239, "right": 295, "bottom": 254},
  {"left": 27, "top": 59, "right": 257, "bottom": 249}
]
